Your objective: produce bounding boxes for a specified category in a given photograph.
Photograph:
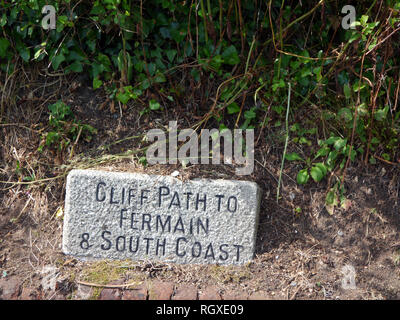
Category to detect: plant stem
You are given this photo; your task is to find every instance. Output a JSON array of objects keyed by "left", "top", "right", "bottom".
[{"left": 276, "top": 82, "right": 291, "bottom": 203}]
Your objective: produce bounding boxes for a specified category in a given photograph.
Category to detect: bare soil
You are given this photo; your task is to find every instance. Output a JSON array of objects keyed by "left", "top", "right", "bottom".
[{"left": 1, "top": 73, "right": 400, "bottom": 300}]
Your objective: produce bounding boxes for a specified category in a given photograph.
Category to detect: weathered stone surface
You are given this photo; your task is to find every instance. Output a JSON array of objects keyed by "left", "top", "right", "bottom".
[{"left": 63, "top": 169, "right": 261, "bottom": 265}]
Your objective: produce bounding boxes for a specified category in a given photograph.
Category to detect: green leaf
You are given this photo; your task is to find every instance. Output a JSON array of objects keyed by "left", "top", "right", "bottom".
[
  {"left": 52, "top": 54, "right": 66, "bottom": 70},
  {"left": 140, "top": 78, "right": 150, "bottom": 90},
  {"left": 325, "top": 189, "right": 337, "bottom": 206},
  {"left": 272, "top": 79, "right": 285, "bottom": 92},
  {"left": 311, "top": 163, "right": 327, "bottom": 182},
  {"left": 299, "top": 137, "right": 311, "bottom": 146},
  {"left": 374, "top": 105, "right": 389, "bottom": 122},
  {"left": 227, "top": 102, "right": 240, "bottom": 114},
  {"left": 93, "top": 78, "right": 103, "bottom": 89},
  {"left": 324, "top": 136, "right": 339, "bottom": 145},
  {"left": 326, "top": 150, "right": 338, "bottom": 170},
  {"left": 353, "top": 81, "right": 366, "bottom": 92},
  {"left": 222, "top": 45, "right": 240, "bottom": 65},
  {"left": 314, "top": 146, "right": 330, "bottom": 159},
  {"left": 191, "top": 68, "right": 200, "bottom": 82},
  {"left": 0, "top": 38, "right": 10, "bottom": 58},
  {"left": 334, "top": 138, "right": 347, "bottom": 151},
  {"left": 65, "top": 61, "right": 83, "bottom": 73},
  {"left": 371, "top": 137, "right": 380, "bottom": 144},
  {"left": 0, "top": 13, "right": 7, "bottom": 27},
  {"left": 154, "top": 72, "right": 166, "bottom": 83},
  {"left": 18, "top": 47, "right": 30, "bottom": 62},
  {"left": 159, "top": 27, "right": 170, "bottom": 39},
  {"left": 134, "top": 60, "right": 144, "bottom": 72},
  {"left": 170, "top": 27, "right": 186, "bottom": 43},
  {"left": 360, "top": 15, "right": 369, "bottom": 26},
  {"left": 338, "top": 108, "right": 353, "bottom": 122},
  {"left": 244, "top": 108, "right": 256, "bottom": 120},
  {"left": 147, "top": 63, "right": 156, "bottom": 76},
  {"left": 165, "top": 49, "right": 177, "bottom": 63},
  {"left": 285, "top": 153, "right": 304, "bottom": 161},
  {"left": 149, "top": 99, "right": 161, "bottom": 110},
  {"left": 297, "top": 169, "right": 310, "bottom": 185},
  {"left": 45, "top": 131, "right": 60, "bottom": 146},
  {"left": 116, "top": 92, "right": 130, "bottom": 104}
]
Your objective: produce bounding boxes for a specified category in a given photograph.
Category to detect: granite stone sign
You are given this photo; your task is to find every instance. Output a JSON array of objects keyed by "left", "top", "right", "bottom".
[{"left": 62, "top": 169, "right": 261, "bottom": 265}]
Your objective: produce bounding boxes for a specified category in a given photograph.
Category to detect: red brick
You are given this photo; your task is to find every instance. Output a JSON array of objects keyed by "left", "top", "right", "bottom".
[
  {"left": 99, "top": 287, "right": 122, "bottom": 300},
  {"left": 148, "top": 281, "right": 175, "bottom": 300},
  {"left": 221, "top": 289, "right": 248, "bottom": 300},
  {"left": 198, "top": 286, "right": 222, "bottom": 300},
  {"left": 98, "top": 280, "right": 124, "bottom": 300},
  {"left": 122, "top": 283, "right": 148, "bottom": 300},
  {"left": 74, "top": 284, "right": 93, "bottom": 300},
  {"left": 19, "top": 288, "right": 37, "bottom": 300},
  {"left": 0, "top": 276, "right": 21, "bottom": 300},
  {"left": 172, "top": 284, "right": 198, "bottom": 300},
  {"left": 248, "top": 291, "right": 271, "bottom": 300}
]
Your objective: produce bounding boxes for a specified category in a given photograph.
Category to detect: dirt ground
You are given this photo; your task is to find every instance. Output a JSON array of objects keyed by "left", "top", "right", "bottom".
[{"left": 1, "top": 72, "right": 400, "bottom": 300}]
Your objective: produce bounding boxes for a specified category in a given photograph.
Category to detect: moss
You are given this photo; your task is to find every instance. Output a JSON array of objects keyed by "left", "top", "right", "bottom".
[
  {"left": 79, "top": 259, "right": 146, "bottom": 300},
  {"left": 81, "top": 260, "right": 126, "bottom": 285},
  {"left": 208, "top": 265, "right": 252, "bottom": 284}
]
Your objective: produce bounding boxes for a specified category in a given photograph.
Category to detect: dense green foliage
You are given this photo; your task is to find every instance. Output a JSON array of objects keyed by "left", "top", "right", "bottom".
[{"left": 1, "top": 1, "right": 400, "bottom": 202}]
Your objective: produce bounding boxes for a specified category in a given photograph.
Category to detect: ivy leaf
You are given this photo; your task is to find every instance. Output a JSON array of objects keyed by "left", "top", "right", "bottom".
[
  {"left": 222, "top": 45, "right": 240, "bottom": 65},
  {"left": 166, "top": 49, "right": 177, "bottom": 63},
  {"left": 244, "top": 108, "right": 256, "bottom": 120},
  {"left": 343, "top": 84, "right": 351, "bottom": 99},
  {"left": 374, "top": 105, "right": 389, "bottom": 122},
  {"left": 52, "top": 54, "right": 66, "bottom": 70},
  {"left": 134, "top": 60, "right": 144, "bottom": 72},
  {"left": 65, "top": 61, "right": 83, "bottom": 73},
  {"left": 93, "top": 78, "right": 102, "bottom": 89},
  {"left": 18, "top": 47, "right": 30, "bottom": 62},
  {"left": 116, "top": 92, "right": 131, "bottom": 104},
  {"left": 190, "top": 68, "right": 200, "bottom": 82},
  {"left": 154, "top": 72, "right": 166, "bottom": 83},
  {"left": 149, "top": 99, "right": 161, "bottom": 110},
  {"left": 227, "top": 102, "right": 240, "bottom": 114},
  {"left": 0, "top": 38, "right": 10, "bottom": 58},
  {"left": 147, "top": 63, "right": 156, "bottom": 76},
  {"left": 0, "top": 13, "right": 7, "bottom": 27},
  {"left": 338, "top": 108, "right": 353, "bottom": 122}
]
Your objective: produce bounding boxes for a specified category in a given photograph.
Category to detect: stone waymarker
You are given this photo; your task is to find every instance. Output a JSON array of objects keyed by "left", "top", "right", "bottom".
[{"left": 62, "top": 169, "right": 261, "bottom": 265}]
